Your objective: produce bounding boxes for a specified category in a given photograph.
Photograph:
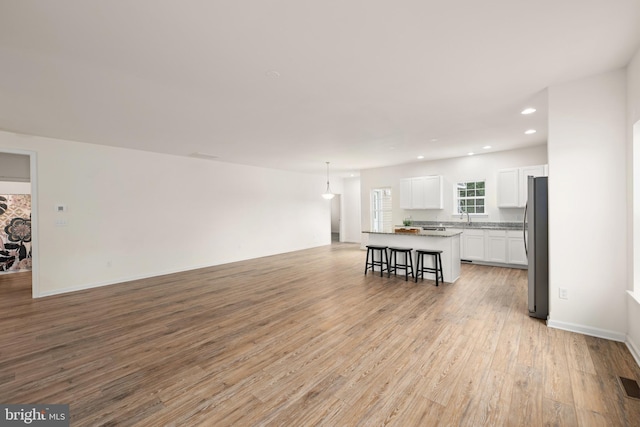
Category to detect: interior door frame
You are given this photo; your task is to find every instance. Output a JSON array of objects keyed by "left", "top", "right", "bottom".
[
  {"left": 0, "top": 148, "right": 39, "bottom": 298},
  {"left": 331, "top": 194, "right": 341, "bottom": 242}
]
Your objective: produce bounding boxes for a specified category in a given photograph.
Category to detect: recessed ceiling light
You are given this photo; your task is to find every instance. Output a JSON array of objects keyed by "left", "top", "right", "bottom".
[
  {"left": 483, "top": 145, "right": 492, "bottom": 149},
  {"left": 430, "top": 138, "right": 438, "bottom": 142},
  {"left": 521, "top": 108, "right": 536, "bottom": 115},
  {"left": 525, "top": 129, "right": 537, "bottom": 135},
  {"left": 417, "top": 155, "right": 424, "bottom": 159},
  {"left": 468, "top": 152, "right": 475, "bottom": 156}
]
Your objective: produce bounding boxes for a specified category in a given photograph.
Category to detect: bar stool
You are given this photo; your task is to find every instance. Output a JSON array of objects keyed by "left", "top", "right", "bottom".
[
  {"left": 388, "top": 247, "right": 414, "bottom": 281},
  {"left": 415, "top": 249, "right": 444, "bottom": 286},
  {"left": 364, "top": 245, "right": 389, "bottom": 277}
]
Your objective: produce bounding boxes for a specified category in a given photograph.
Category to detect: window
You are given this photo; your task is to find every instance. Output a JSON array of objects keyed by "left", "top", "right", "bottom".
[
  {"left": 456, "top": 180, "right": 485, "bottom": 214},
  {"left": 371, "top": 188, "right": 392, "bottom": 232}
]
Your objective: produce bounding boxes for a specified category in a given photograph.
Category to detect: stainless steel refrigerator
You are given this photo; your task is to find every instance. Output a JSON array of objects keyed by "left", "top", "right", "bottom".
[{"left": 524, "top": 176, "right": 548, "bottom": 319}]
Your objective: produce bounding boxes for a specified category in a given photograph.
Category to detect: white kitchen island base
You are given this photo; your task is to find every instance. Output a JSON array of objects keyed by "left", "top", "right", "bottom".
[{"left": 363, "top": 231, "right": 461, "bottom": 283}]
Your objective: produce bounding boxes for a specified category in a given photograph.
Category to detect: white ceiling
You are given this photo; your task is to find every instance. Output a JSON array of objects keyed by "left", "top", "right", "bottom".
[{"left": 1, "top": 1, "right": 639, "bottom": 176}]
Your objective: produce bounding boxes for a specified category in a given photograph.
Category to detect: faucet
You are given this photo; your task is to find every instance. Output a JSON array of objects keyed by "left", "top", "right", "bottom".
[{"left": 460, "top": 208, "right": 471, "bottom": 226}]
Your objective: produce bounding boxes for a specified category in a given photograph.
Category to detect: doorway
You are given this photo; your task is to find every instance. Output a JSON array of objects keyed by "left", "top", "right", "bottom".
[
  {"left": 0, "top": 149, "right": 38, "bottom": 297},
  {"left": 331, "top": 194, "right": 341, "bottom": 242}
]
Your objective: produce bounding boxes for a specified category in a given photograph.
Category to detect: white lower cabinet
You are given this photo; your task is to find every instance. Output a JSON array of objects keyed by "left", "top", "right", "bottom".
[
  {"left": 486, "top": 230, "right": 507, "bottom": 263},
  {"left": 455, "top": 228, "right": 527, "bottom": 267},
  {"left": 507, "top": 230, "right": 527, "bottom": 265},
  {"left": 462, "top": 229, "right": 485, "bottom": 261}
]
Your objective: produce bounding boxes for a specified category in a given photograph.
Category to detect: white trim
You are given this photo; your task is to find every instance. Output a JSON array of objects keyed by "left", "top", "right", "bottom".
[
  {"left": 453, "top": 179, "right": 487, "bottom": 215},
  {"left": 547, "top": 319, "right": 627, "bottom": 342},
  {"left": 29, "top": 152, "right": 38, "bottom": 298},
  {"left": 627, "top": 290, "right": 640, "bottom": 305},
  {"left": 0, "top": 148, "right": 38, "bottom": 298},
  {"left": 627, "top": 291, "right": 640, "bottom": 367},
  {"left": 627, "top": 335, "right": 640, "bottom": 368}
]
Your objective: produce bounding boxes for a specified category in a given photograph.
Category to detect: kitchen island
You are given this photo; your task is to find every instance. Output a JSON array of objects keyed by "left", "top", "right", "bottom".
[{"left": 362, "top": 229, "right": 462, "bottom": 283}]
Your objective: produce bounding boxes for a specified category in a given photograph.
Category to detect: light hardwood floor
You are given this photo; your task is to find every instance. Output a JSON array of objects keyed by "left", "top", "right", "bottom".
[{"left": 1, "top": 243, "right": 640, "bottom": 426}]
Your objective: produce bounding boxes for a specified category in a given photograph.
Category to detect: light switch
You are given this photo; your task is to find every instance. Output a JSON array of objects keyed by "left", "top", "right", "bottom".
[{"left": 559, "top": 288, "right": 568, "bottom": 300}]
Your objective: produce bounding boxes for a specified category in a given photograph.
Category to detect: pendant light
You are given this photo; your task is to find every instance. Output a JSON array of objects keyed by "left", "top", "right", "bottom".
[{"left": 321, "top": 161, "right": 335, "bottom": 200}]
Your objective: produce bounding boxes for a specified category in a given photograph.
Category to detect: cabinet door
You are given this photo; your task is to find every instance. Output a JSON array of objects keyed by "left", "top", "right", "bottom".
[
  {"left": 519, "top": 165, "right": 547, "bottom": 207},
  {"left": 464, "top": 230, "right": 485, "bottom": 261},
  {"left": 507, "top": 230, "right": 527, "bottom": 265},
  {"left": 411, "top": 177, "right": 427, "bottom": 209},
  {"left": 423, "top": 175, "right": 443, "bottom": 209},
  {"left": 486, "top": 230, "right": 507, "bottom": 263},
  {"left": 400, "top": 178, "right": 412, "bottom": 209},
  {"left": 497, "top": 168, "right": 520, "bottom": 208}
]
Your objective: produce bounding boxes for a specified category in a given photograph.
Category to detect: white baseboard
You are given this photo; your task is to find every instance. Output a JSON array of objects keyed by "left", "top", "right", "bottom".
[
  {"left": 547, "top": 319, "right": 627, "bottom": 343},
  {"left": 35, "top": 262, "right": 217, "bottom": 298},
  {"left": 547, "top": 320, "right": 640, "bottom": 368},
  {"left": 627, "top": 335, "right": 640, "bottom": 368}
]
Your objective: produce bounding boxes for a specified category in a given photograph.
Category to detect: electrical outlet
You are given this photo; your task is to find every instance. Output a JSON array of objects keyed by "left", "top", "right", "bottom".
[{"left": 559, "top": 288, "right": 568, "bottom": 300}]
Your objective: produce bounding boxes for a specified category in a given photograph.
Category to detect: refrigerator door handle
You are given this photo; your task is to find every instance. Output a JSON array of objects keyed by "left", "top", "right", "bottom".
[{"left": 523, "top": 202, "right": 528, "bottom": 256}]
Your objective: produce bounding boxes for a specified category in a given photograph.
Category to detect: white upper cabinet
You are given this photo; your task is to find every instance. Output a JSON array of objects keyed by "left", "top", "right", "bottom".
[
  {"left": 422, "top": 175, "right": 443, "bottom": 209},
  {"left": 519, "top": 165, "right": 547, "bottom": 206},
  {"left": 400, "top": 178, "right": 413, "bottom": 209},
  {"left": 496, "top": 168, "right": 520, "bottom": 208},
  {"left": 411, "top": 177, "right": 427, "bottom": 208},
  {"left": 497, "top": 165, "right": 547, "bottom": 208},
  {"left": 400, "top": 176, "right": 443, "bottom": 209}
]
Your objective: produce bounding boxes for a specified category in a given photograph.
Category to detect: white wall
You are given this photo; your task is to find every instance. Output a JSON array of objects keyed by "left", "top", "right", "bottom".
[
  {"left": 0, "top": 130, "right": 331, "bottom": 296},
  {"left": 341, "top": 176, "right": 362, "bottom": 243},
  {"left": 627, "top": 46, "right": 640, "bottom": 363},
  {"left": 547, "top": 69, "right": 628, "bottom": 340},
  {"left": 359, "top": 145, "right": 547, "bottom": 230}
]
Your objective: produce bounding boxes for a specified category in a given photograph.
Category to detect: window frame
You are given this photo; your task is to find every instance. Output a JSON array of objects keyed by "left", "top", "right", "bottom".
[
  {"left": 454, "top": 180, "right": 486, "bottom": 215},
  {"left": 371, "top": 187, "right": 392, "bottom": 232}
]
